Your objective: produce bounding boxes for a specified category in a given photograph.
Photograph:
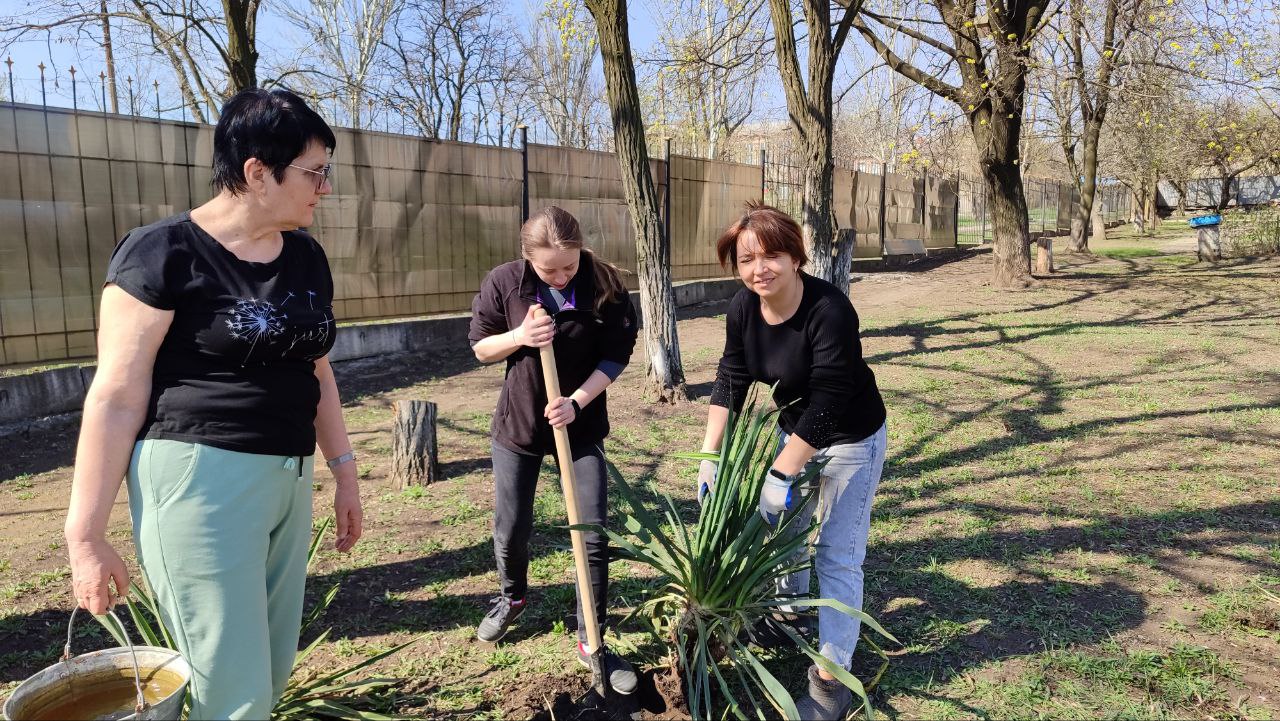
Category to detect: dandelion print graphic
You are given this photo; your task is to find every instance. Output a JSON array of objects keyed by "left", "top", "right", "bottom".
[{"left": 226, "top": 298, "right": 286, "bottom": 365}]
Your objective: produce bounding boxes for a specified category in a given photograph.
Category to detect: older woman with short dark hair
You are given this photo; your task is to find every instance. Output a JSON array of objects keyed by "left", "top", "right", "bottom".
[
  {"left": 64, "top": 88, "right": 363, "bottom": 719},
  {"left": 699, "top": 201, "right": 887, "bottom": 720}
]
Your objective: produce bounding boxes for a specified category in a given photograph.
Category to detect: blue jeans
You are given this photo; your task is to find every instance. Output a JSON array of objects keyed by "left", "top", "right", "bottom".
[{"left": 776, "top": 422, "right": 887, "bottom": 669}]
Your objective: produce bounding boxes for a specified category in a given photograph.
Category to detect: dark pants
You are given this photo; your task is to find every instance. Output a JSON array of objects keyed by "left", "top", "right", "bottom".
[{"left": 490, "top": 440, "right": 609, "bottom": 639}]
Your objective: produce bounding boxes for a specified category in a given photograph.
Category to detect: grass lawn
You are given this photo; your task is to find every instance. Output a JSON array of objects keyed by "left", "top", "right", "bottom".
[{"left": 1, "top": 225, "right": 1277, "bottom": 719}]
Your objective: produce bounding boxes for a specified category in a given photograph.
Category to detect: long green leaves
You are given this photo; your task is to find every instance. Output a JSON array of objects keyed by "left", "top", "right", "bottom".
[{"left": 601, "top": 390, "right": 896, "bottom": 720}]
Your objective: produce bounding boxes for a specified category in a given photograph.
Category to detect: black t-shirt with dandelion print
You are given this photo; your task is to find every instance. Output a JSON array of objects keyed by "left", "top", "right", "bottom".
[{"left": 106, "top": 212, "right": 336, "bottom": 456}]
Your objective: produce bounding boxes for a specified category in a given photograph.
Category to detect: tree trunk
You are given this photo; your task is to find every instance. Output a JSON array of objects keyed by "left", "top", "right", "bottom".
[
  {"left": 1091, "top": 196, "right": 1107, "bottom": 239},
  {"left": 982, "top": 157, "right": 1034, "bottom": 288},
  {"left": 1217, "top": 174, "right": 1232, "bottom": 213},
  {"left": 802, "top": 153, "right": 839, "bottom": 284},
  {"left": 585, "top": 0, "right": 689, "bottom": 402},
  {"left": 392, "top": 400, "right": 440, "bottom": 488},
  {"left": 100, "top": 1, "right": 119, "bottom": 113},
  {"left": 223, "top": 0, "right": 259, "bottom": 92},
  {"left": 1071, "top": 120, "right": 1104, "bottom": 252},
  {"left": 1173, "top": 181, "right": 1187, "bottom": 216},
  {"left": 1070, "top": 213, "right": 1086, "bottom": 249},
  {"left": 833, "top": 229, "right": 855, "bottom": 297}
]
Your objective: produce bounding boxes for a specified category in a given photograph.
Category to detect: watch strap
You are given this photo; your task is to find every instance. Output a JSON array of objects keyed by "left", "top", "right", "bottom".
[{"left": 326, "top": 451, "right": 356, "bottom": 469}]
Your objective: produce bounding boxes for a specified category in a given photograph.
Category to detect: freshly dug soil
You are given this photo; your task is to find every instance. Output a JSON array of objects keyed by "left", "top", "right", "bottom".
[{"left": 503, "top": 668, "right": 690, "bottom": 721}]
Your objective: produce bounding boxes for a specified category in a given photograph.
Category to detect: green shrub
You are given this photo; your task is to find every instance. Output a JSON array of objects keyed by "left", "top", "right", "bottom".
[{"left": 1222, "top": 207, "right": 1280, "bottom": 257}]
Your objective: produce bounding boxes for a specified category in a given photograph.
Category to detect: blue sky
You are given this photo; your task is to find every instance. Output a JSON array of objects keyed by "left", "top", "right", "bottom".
[{"left": 2, "top": 0, "right": 677, "bottom": 112}]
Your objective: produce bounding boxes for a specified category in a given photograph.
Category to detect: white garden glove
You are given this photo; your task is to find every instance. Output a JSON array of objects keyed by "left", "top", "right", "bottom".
[
  {"left": 697, "top": 460, "right": 717, "bottom": 504},
  {"left": 759, "top": 469, "right": 797, "bottom": 525}
]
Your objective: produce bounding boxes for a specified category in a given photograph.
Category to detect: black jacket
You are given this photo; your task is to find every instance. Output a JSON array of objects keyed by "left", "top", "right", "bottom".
[{"left": 468, "top": 253, "right": 639, "bottom": 455}]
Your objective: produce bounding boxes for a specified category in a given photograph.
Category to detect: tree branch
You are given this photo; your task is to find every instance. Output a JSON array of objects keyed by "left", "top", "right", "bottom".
[{"left": 851, "top": 15, "right": 963, "bottom": 105}]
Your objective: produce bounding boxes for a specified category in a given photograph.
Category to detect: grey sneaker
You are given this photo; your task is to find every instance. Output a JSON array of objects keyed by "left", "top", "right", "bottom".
[
  {"left": 476, "top": 596, "right": 526, "bottom": 642},
  {"left": 794, "top": 664, "right": 852, "bottom": 720},
  {"left": 576, "top": 641, "right": 638, "bottom": 695}
]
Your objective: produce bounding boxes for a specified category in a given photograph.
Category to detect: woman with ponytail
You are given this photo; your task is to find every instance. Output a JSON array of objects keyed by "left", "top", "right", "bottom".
[{"left": 467, "top": 206, "right": 639, "bottom": 693}]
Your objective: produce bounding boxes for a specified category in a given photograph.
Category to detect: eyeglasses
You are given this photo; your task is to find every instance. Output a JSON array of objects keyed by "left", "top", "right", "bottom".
[{"left": 288, "top": 163, "right": 332, "bottom": 191}]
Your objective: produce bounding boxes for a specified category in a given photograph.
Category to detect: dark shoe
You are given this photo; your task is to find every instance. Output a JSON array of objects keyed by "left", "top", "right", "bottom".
[
  {"left": 477, "top": 596, "right": 527, "bottom": 642},
  {"left": 794, "top": 664, "right": 852, "bottom": 721},
  {"left": 745, "top": 611, "right": 816, "bottom": 650},
  {"left": 576, "top": 641, "right": 638, "bottom": 695}
]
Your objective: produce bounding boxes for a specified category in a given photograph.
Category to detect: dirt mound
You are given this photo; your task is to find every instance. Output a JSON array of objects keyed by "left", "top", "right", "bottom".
[{"left": 499, "top": 669, "right": 689, "bottom": 721}]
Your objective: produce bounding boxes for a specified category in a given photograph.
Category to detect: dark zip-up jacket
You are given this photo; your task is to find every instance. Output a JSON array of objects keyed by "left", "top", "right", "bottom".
[{"left": 468, "top": 253, "right": 639, "bottom": 455}]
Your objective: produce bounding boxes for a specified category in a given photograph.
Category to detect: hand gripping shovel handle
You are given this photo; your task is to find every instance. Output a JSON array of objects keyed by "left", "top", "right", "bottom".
[{"left": 534, "top": 308, "right": 609, "bottom": 695}]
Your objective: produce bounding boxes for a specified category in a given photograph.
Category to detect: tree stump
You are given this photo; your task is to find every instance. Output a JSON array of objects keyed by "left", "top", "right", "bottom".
[
  {"left": 1197, "top": 226, "right": 1222, "bottom": 262},
  {"left": 1034, "top": 234, "right": 1055, "bottom": 274},
  {"left": 391, "top": 400, "right": 440, "bottom": 489}
]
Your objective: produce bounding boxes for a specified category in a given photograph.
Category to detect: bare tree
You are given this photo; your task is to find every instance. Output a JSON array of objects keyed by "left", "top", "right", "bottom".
[
  {"left": 522, "top": 0, "right": 604, "bottom": 148},
  {"left": 641, "top": 0, "right": 770, "bottom": 159},
  {"left": 1040, "top": 0, "right": 1147, "bottom": 253},
  {"left": 849, "top": 0, "right": 1055, "bottom": 288},
  {"left": 583, "top": 0, "right": 688, "bottom": 401},
  {"left": 378, "top": 0, "right": 515, "bottom": 140},
  {"left": 283, "top": 0, "right": 399, "bottom": 129},
  {"left": 1100, "top": 43, "right": 1177, "bottom": 231},
  {"left": 2, "top": 0, "right": 261, "bottom": 119}
]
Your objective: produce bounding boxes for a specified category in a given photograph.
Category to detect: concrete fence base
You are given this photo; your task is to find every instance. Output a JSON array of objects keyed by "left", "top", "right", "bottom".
[{"left": 0, "top": 278, "right": 744, "bottom": 428}]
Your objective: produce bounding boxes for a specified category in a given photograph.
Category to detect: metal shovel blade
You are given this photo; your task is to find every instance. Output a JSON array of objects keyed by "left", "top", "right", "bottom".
[{"left": 588, "top": 646, "right": 610, "bottom": 697}]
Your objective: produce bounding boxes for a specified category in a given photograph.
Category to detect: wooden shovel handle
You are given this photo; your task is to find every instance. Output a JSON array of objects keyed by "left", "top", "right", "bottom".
[{"left": 534, "top": 308, "right": 605, "bottom": 653}]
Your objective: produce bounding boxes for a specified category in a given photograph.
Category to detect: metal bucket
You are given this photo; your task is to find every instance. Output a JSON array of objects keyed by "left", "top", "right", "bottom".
[{"left": 3, "top": 608, "right": 190, "bottom": 721}]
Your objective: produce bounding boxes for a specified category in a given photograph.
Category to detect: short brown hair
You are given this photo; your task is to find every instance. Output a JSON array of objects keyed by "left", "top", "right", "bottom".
[
  {"left": 715, "top": 201, "right": 808, "bottom": 269},
  {"left": 520, "top": 205, "right": 626, "bottom": 314}
]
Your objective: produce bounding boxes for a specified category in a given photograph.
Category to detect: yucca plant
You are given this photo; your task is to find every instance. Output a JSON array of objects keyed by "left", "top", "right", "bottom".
[
  {"left": 97, "top": 516, "right": 415, "bottom": 720},
  {"left": 595, "top": 391, "right": 896, "bottom": 720}
]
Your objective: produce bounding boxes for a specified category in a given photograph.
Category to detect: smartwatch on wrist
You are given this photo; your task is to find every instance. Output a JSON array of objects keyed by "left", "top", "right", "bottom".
[{"left": 767, "top": 467, "right": 798, "bottom": 485}]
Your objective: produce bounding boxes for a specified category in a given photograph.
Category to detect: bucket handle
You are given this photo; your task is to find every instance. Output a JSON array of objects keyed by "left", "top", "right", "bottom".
[{"left": 63, "top": 607, "right": 148, "bottom": 715}]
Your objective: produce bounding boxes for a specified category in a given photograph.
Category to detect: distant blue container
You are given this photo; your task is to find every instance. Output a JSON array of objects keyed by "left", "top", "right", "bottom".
[{"left": 1189, "top": 214, "right": 1221, "bottom": 228}]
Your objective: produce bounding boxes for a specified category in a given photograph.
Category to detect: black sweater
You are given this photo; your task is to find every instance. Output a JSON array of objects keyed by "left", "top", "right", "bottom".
[
  {"left": 710, "top": 273, "right": 886, "bottom": 448},
  {"left": 468, "top": 254, "right": 638, "bottom": 455}
]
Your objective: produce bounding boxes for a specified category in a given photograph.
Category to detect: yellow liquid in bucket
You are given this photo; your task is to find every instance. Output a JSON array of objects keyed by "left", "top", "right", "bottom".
[{"left": 20, "top": 669, "right": 184, "bottom": 721}]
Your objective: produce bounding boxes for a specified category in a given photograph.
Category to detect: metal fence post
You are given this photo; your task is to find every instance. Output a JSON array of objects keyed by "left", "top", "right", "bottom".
[
  {"left": 519, "top": 125, "right": 529, "bottom": 223},
  {"left": 954, "top": 174, "right": 960, "bottom": 246},
  {"left": 99, "top": 72, "right": 106, "bottom": 112},
  {"left": 38, "top": 62, "right": 46, "bottom": 107},
  {"left": 69, "top": 66, "right": 78, "bottom": 111},
  {"left": 922, "top": 165, "right": 931, "bottom": 246},
  {"left": 664, "top": 137, "right": 672, "bottom": 247},
  {"left": 4, "top": 57, "right": 13, "bottom": 102},
  {"left": 760, "top": 148, "right": 767, "bottom": 203},
  {"left": 980, "top": 181, "right": 988, "bottom": 243},
  {"left": 878, "top": 163, "right": 888, "bottom": 257}
]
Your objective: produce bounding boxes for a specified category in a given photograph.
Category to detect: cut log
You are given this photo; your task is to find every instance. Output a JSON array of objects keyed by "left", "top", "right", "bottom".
[
  {"left": 391, "top": 400, "right": 440, "bottom": 488},
  {"left": 1035, "top": 234, "right": 1054, "bottom": 274}
]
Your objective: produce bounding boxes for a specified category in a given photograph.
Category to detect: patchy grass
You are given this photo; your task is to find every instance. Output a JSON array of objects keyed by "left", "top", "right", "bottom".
[
  {"left": 2, "top": 233, "right": 1277, "bottom": 718},
  {"left": 1095, "top": 247, "right": 1165, "bottom": 259}
]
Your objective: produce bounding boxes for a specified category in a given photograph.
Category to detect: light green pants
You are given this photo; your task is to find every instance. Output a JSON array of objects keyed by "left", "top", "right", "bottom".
[{"left": 126, "top": 439, "right": 314, "bottom": 720}]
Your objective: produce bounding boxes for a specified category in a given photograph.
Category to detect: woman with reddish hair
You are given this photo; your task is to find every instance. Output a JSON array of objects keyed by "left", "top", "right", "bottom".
[{"left": 698, "top": 201, "right": 887, "bottom": 720}]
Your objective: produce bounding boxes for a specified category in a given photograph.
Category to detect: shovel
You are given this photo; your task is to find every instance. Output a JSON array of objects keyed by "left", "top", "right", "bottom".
[{"left": 534, "top": 308, "right": 611, "bottom": 700}]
